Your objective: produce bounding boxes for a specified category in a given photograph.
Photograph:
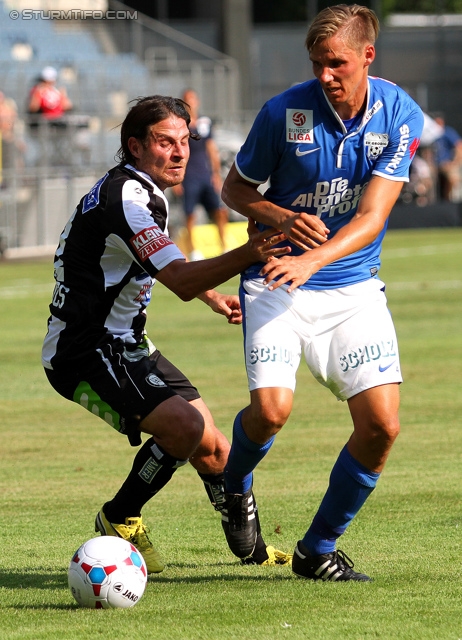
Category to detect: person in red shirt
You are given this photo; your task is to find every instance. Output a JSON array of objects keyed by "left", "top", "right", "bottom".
[{"left": 28, "top": 66, "right": 72, "bottom": 121}]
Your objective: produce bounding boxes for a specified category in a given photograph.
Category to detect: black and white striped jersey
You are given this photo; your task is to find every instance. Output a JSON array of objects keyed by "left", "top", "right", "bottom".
[{"left": 42, "top": 163, "right": 185, "bottom": 370}]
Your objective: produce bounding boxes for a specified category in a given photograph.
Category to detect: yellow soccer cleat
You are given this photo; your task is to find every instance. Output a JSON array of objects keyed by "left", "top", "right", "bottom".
[
  {"left": 260, "top": 546, "right": 293, "bottom": 566},
  {"left": 95, "top": 508, "right": 164, "bottom": 574},
  {"left": 241, "top": 545, "right": 293, "bottom": 566}
]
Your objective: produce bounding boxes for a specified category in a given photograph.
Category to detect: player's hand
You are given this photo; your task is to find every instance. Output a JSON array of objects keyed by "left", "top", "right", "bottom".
[
  {"left": 280, "top": 212, "right": 329, "bottom": 251},
  {"left": 259, "top": 254, "right": 319, "bottom": 293},
  {"left": 246, "top": 219, "right": 291, "bottom": 262},
  {"left": 201, "top": 291, "right": 243, "bottom": 324}
]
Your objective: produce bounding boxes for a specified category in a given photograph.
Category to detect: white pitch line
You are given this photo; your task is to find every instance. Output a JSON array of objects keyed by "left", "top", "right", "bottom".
[
  {"left": 387, "top": 280, "right": 462, "bottom": 290},
  {"left": 382, "top": 243, "right": 462, "bottom": 258},
  {"left": 0, "top": 282, "right": 53, "bottom": 298},
  {"left": 1, "top": 280, "right": 461, "bottom": 298}
]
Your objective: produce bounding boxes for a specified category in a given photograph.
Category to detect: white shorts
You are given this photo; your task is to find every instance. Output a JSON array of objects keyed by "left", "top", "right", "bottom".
[{"left": 241, "top": 278, "right": 402, "bottom": 401}]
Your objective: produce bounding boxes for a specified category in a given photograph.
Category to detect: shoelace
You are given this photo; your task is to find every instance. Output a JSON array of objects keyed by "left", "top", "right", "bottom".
[
  {"left": 130, "top": 524, "right": 153, "bottom": 551},
  {"left": 333, "top": 549, "right": 355, "bottom": 571},
  {"left": 272, "top": 549, "right": 293, "bottom": 565}
]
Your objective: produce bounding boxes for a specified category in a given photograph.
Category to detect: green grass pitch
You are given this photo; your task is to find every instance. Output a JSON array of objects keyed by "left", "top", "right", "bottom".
[{"left": 0, "top": 228, "right": 461, "bottom": 639}]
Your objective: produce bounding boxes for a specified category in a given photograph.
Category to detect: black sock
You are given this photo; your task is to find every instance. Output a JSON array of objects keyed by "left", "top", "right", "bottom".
[
  {"left": 104, "top": 438, "right": 187, "bottom": 523},
  {"left": 199, "top": 472, "right": 227, "bottom": 512}
]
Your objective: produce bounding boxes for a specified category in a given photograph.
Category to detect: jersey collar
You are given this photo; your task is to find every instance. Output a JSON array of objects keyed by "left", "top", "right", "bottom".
[{"left": 320, "top": 79, "right": 377, "bottom": 169}]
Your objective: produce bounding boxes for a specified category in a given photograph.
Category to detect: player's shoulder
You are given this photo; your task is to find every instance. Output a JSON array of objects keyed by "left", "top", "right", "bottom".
[
  {"left": 114, "top": 164, "right": 161, "bottom": 195},
  {"left": 368, "top": 76, "right": 421, "bottom": 111},
  {"left": 79, "top": 168, "right": 115, "bottom": 214},
  {"left": 96, "top": 165, "right": 159, "bottom": 213},
  {"left": 261, "top": 79, "right": 320, "bottom": 122},
  {"left": 102, "top": 163, "right": 138, "bottom": 191},
  {"left": 266, "top": 79, "right": 318, "bottom": 107}
]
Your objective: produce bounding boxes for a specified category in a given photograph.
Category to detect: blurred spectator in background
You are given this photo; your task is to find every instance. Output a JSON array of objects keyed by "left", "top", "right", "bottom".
[
  {"left": 173, "top": 88, "right": 228, "bottom": 260},
  {"left": 400, "top": 150, "right": 434, "bottom": 206},
  {"left": 27, "top": 66, "right": 83, "bottom": 167},
  {"left": 0, "top": 90, "right": 25, "bottom": 183},
  {"left": 0, "top": 91, "right": 18, "bottom": 139},
  {"left": 28, "top": 66, "right": 72, "bottom": 124},
  {"left": 432, "top": 113, "right": 462, "bottom": 202}
]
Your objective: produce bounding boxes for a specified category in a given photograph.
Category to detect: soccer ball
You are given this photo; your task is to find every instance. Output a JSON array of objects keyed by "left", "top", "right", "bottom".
[{"left": 68, "top": 536, "right": 147, "bottom": 609}]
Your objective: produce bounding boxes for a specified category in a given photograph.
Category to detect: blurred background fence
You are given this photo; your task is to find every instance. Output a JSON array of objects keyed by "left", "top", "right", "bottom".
[{"left": 0, "top": 0, "right": 461, "bottom": 257}]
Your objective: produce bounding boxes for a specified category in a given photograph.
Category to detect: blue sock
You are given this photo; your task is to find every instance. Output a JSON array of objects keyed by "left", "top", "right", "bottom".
[
  {"left": 224, "top": 410, "right": 275, "bottom": 494},
  {"left": 302, "top": 445, "right": 380, "bottom": 555}
]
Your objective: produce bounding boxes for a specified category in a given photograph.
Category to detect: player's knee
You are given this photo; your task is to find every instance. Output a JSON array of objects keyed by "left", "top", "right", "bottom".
[
  {"left": 143, "top": 400, "right": 205, "bottom": 459},
  {"left": 368, "top": 415, "right": 400, "bottom": 450},
  {"left": 250, "top": 404, "right": 290, "bottom": 436},
  {"left": 177, "top": 408, "right": 205, "bottom": 454},
  {"left": 383, "top": 417, "right": 400, "bottom": 445}
]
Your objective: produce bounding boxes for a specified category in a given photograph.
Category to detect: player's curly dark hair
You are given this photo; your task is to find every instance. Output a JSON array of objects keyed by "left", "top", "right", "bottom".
[{"left": 116, "top": 95, "right": 200, "bottom": 164}]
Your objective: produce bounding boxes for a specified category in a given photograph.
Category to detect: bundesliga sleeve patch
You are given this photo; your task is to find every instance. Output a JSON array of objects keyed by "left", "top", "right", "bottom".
[{"left": 130, "top": 226, "right": 174, "bottom": 261}]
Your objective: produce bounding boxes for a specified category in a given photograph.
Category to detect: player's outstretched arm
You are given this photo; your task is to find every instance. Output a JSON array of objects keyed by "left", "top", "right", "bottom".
[
  {"left": 260, "top": 176, "right": 405, "bottom": 293},
  {"left": 195, "top": 219, "right": 282, "bottom": 324},
  {"left": 222, "top": 163, "right": 329, "bottom": 250},
  {"left": 155, "top": 227, "right": 289, "bottom": 302}
]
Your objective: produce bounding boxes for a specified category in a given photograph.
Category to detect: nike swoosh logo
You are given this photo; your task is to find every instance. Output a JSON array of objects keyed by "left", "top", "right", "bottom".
[
  {"left": 295, "top": 147, "right": 321, "bottom": 156},
  {"left": 379, "top": 361, "right": 396, "bottom": 372}
]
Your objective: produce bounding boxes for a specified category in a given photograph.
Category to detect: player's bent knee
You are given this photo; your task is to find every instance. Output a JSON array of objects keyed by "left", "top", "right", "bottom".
[
  {"left": 181, "top": 413, "right": 204, "bottom": 443},
  {"left": 368, "top": 417, "right": 400, "bottom": 451},
  {"left": 250, "top": 405, "right": 290, "bottom": 435},
  {"left": 385, "top": 419, "right": 400, "bottom": 444},
  {"left": 250, "top": 388, "right": 293, "bottom": 435},
  {"left": 141, "top": 397, "right": 205, "bottom": 458}
]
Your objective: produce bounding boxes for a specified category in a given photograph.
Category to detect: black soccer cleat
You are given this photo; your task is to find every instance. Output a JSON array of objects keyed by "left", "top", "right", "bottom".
[
  {"left": 221, "top": 489, "right": 258, "bottom": 558},
  {"left": 292, "top": 540, "right": 372, "bottom": 582}
]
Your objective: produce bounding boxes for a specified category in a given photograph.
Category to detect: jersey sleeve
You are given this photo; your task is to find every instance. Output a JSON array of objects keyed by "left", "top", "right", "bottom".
[
  {"left": 372, "top": 99, "right": 424, "bottom": 182},
  {"left": 114, "top": 179, "right": 185, "bottom": 273},
  {"left": 235, "top": 101, "right": 283, "bottom": 184}
]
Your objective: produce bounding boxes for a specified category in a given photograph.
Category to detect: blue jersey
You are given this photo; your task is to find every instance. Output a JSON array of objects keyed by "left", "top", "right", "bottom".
[{"left": 236, "top": 76, "right": 424, "bottom": 289}]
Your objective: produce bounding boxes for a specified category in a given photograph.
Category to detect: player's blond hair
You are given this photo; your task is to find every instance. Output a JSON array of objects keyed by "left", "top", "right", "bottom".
[{"left": 305, "top": 4, "right": 379, "bottom": 54}]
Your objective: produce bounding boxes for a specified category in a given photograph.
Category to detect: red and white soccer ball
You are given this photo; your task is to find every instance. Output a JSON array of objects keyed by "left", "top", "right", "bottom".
[{"left": 68, "top": 536, "right": 147, "bottom": 609}]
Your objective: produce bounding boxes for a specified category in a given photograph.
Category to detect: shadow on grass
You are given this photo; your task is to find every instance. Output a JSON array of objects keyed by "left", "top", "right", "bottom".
[
  {"left": 2, "top": 603, "right": 79, "bottom": 611},
  {"left": 0, "top": 562, "right": 293, "bottom": 594},
  {"left": 0, "top": 568, "right": 68, "bottom": 590},
  {"left": 147, "top": 560, "right": 294, "bottom": 584},
  {"left": 149, "top": 573, "right": 293, "bottom": 584}
]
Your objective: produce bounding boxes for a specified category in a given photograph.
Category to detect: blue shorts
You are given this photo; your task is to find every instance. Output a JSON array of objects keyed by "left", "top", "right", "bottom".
[{"left": 183, "top": 178, "right": 221, "bottom": 217}]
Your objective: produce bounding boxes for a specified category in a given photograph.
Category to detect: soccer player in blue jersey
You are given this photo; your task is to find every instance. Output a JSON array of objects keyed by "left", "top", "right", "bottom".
[{"left": 220, "top": 4, "right": 424, "bottom": 581}]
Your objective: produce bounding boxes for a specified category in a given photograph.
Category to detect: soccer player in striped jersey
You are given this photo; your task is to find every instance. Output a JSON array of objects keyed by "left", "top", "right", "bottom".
[{"left": 42, "top": 95, "right": 291, "bottom": 572}]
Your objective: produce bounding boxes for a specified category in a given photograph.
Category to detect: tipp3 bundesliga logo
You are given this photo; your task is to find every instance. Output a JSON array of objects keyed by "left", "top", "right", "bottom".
[{"left": 286, "top": 109, "right": 314, "bottom": 143}]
